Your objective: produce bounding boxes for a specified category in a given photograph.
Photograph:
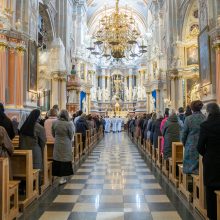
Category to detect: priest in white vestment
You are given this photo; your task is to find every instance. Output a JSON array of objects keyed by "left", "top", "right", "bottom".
[
  {"left": 117, "top": 117, "right": 123, "bottom": 132},
  {"left": 112, "top": 116, "right": 117, "bottom": 133},
  {"left": 105, "top": 116, "right": 111, "bottom": 133}
]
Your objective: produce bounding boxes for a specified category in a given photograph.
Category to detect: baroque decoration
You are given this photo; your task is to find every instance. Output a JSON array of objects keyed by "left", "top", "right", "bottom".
[{"left": 87, "top": 0, "right": 147, "bottom": 60}]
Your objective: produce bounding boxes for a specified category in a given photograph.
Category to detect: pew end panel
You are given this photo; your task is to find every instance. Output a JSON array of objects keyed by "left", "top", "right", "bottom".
[
  {"left": 178, "top": 164, "right": 193, "bottom": 202},
  {"left": 215, "top": 191, "right": 220, "bottom": 220}
]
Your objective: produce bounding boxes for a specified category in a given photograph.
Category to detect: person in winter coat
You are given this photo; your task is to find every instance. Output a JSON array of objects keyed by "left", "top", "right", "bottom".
[
  {"left": 0, "top": 103, "right": 15, "bottom": 140},
  {"left": 182, "top": 100, "right": 205, "bottom": 175},
  {"left": 0, "top": 126, "right": 14, "bottom": 179},
  {"left": 143, "top": 114, "right": 151, "bottom": 140},
  {"left": 162, "top": 110, "right": 181, "bottom": 160},
  {"left": 149, "top": 113, "right": 157, "bottom": 145},
  {"left": 52, "top": 109, "right": 74, "bottom": 184},
  {"left": 152, "top": 115, "right": 163, "bottom": 148},
  {"left": 178, "top": 107, "right": 185, "bottom": 124},
  {"left": 197, "top": 103, "right": 220, "bottom": 220},
  {"left": 160, "top": 108, "right": 169, "bottom": 154},
  {"left": 44, "top": 108, "right": 58, "bottom": 143},
  {"left": 19, "top": 109, "right": 46, "bottom": 187},
  {"left": 75, "top": 113, "right": 89, "bottom": 153}
]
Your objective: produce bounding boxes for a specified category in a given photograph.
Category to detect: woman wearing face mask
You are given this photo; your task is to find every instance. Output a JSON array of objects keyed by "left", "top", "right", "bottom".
[{"left": 19, "top": 109, "right": 46, "bottom": 173}]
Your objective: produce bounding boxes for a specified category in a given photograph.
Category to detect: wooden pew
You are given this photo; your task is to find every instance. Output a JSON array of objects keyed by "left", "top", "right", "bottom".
[
  {"left": 169, "top": 142, "right": 183, "bottom": 187},
  {"left": 215, "top": 191, "right": 220, "bottom": 220},
  {"left": 162, "top": 158, "right": 169, "bottom": 177},
  {"left": 11, "top": 150, "right": 39, "bottom": 211},
  {"left": 85, "top": 130, "right": 90, "bottom": 155},
  {"left": 73, "top": 135, "right": 80, "bottom": 166},
  {"left": 12, "top": 136, "right": 19, "bottom": 148},
  {"left": 41, "top": 146, "right": 52, "bottom": 194},
  {"left": 156, "top": 136, "right": 163, "bottom": 169},
  {"left": 178, "top": 164, "right": 193, "bottom": 202},
  {"left": 75, "top": 133, "right": 83, "bottom": 158},
  {"left": 0, "top": 158, "right": 20, "bottom": 220},
  {"left": 0, "top": 157, "right": 9, "bottom": 220},
  {"left": 192, "top": 156, "right": 207, "bottom": 218}
]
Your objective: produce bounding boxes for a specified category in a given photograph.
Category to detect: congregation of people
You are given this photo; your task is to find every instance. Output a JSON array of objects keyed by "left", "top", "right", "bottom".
[
  {"left": 127, "top": 101, "right": 220, "bottom": 220},
  {"left": 0, "top": 104, "right": 104, "bottom": 186}
]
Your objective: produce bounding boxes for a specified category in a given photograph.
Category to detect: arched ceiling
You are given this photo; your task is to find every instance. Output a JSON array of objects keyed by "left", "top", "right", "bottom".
[{"left": 87, "top": 0, "right": 149, "bottom": 36}]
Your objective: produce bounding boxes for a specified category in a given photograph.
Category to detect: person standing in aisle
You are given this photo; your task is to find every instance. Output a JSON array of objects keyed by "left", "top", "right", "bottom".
[
  {"left": 117, "top": 116, "right": 122, "bottom": 132},
  {"left": 112, "top": 116, "right": 117, "bottom": 133},
  {"left": 52, "top": 110, "right": 74, "bottom": 185}
]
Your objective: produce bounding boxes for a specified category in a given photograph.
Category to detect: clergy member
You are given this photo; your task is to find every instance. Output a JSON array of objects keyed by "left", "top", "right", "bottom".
[
  {"left": 112, "top": 116, "right": 117, "bottom": 133},
  {"left": 117, "top": 116, "right": 123, "bottom": 132},
  {"left": 105, "top": 116, "right": 111, "bottom": 133}
]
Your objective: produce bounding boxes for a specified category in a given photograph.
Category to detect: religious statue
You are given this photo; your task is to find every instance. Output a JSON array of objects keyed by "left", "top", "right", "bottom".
[
  {"left": 133, "top": 87, "right": 137, "bottom": 100},
  {"left": 142, "top": 87, "right": 146, "bottom": 99},
  {"left": 190, "top": 83, "right": 201, "bottom": 102},
  {"left": 82, "top": 97, "right": 87, "bottom": 113},
  {"left": 124, "top": 87, "right": 129, "bottom": 101},
  {"left": 115, "top": 101, "right": 120, "bottom": 112},
  {"left": 137, "top": 86, "right": 142, "bottom": 99},
  {"left": 103, "top": 89, "right": 109, "bottom": 101},
  {"left": 98, "top": 87, "right": 102, "bottom": 101},
  {"left": 91, "top": 87, "right": 97, "bottom": 101}
]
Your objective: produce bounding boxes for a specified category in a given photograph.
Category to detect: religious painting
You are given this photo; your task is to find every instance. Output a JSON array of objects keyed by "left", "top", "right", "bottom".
[
  {"left": 28, "top": 40, "right": 38, "bottom": 92},
  {"left": 186, "top": 46, "right": 198, "bottom": 65},
  {"left": 198, "top": 26, "right": 211, "bottom": 85}
]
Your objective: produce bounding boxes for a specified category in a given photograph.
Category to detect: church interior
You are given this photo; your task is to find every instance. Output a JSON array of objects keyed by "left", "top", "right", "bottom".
[{"left": 0, "top": 0, "right": 220, "bottom": 220}]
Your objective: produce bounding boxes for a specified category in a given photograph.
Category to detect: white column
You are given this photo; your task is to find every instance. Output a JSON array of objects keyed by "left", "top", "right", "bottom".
[
  {"left": 177, "top": 75, "right": 183, "bottom": 108},
  {"left": 60, "top": 79, "right": 67, "bottom": 109},
  {"left": 51, "top": 79, "right": 59, "bottom": 108},
  {"left": 171, "top": 76, "right": 176, "bottom": 109}
]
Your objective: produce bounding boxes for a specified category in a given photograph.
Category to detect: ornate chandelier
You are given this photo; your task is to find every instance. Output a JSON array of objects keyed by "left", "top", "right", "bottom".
[{"left": 87, "top": 0, "right": 147, "bottom": 60}]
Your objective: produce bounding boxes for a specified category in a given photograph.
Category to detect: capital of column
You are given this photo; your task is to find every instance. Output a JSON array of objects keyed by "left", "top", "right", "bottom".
[{"left": 213, "top": 38, "right": 220, "bottom": 51}]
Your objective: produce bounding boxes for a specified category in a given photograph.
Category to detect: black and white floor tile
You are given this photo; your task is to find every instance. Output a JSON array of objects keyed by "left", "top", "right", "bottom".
[{"left": 21, "top": 133, "right": 199, "bottom": 220}]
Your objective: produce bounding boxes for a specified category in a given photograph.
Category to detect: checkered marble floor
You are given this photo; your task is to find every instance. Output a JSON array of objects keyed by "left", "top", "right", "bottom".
[{"left": 39, "top": 133, "right": 182, "bottom": 220}]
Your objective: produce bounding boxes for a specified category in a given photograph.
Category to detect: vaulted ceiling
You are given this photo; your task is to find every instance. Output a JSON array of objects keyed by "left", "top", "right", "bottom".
[{"left": 87, "top": 0, "right": 149, "bottom": 36}]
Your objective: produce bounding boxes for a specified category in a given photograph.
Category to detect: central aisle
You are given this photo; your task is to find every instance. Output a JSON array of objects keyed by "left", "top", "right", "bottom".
[{"left": 39, "top": 133, "right": 185, "bottom": 220}]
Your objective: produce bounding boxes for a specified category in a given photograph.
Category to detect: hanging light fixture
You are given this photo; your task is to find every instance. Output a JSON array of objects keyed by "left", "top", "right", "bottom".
[{"left": 87, "top": 0, "right": 147, "bottom": 61}]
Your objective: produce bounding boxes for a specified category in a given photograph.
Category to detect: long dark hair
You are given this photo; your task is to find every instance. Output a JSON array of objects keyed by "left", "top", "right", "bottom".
[{"left": 20, "top": 109, "right": 41, "bottom": 137}]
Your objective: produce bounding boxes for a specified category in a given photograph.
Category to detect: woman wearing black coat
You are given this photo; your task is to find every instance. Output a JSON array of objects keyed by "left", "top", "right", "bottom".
[
  {"left": 197, "top": 103, "right": 220, "bottom": 220},
  {"left": 152, "top": 115, "right": 163, "bottom": 148}
]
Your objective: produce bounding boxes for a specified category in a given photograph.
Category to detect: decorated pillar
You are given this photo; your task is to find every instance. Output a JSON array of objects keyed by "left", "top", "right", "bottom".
[
  {"left": 177, "top": 74, "right": 183, "bottom": 108},
  {"left": 170, "top": 75, "right": 176, "bottom": 109},
  {"left": 213, "top": 38, "right": 220, "bottom": 104},
  {"left": 15, "top": 42, "right": 25, "bottom": 107},
  {"left": 156, "top": 89, "right": 160, "bottom": 113},
  {"left": 0, "top": 35, "right": 7, "bottom": 103}
]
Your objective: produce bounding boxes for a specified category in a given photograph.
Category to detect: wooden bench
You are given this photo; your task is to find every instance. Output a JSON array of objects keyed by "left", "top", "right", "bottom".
[
  {"left": 75, "top": 133, "right": 83, "bottom": 157},
  {"left": 192, "top": 156, "right": 207, "bottom": 218},
  {"left": 215, "top": 191, "right": 220, "bottom": 220},
  {"left": 11, "top": 150, "right": 39, "bottom": 211},
  {"left": 156, "top": 136, "right": 163, "bottom": 169},
  {"left": 12, "top": 136, "right": 19, "bottom": 148},
  {"left": 0, "top": 157, "right": 9, "bottom": 220},
  {"left": 178, "top": 164, "right": 193, "bottom": 202},
  {"left": 0, "top": 158, "right": 20, "bottom": 220},
  {"left": 41, "top": 146, "right": 52, "bottom": 194},
  {"left": 162, "top": 158, "right": 169, "bottom": 177},
  {"left": 169, "top": 142, "right": 183, "bottom": 187}
]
